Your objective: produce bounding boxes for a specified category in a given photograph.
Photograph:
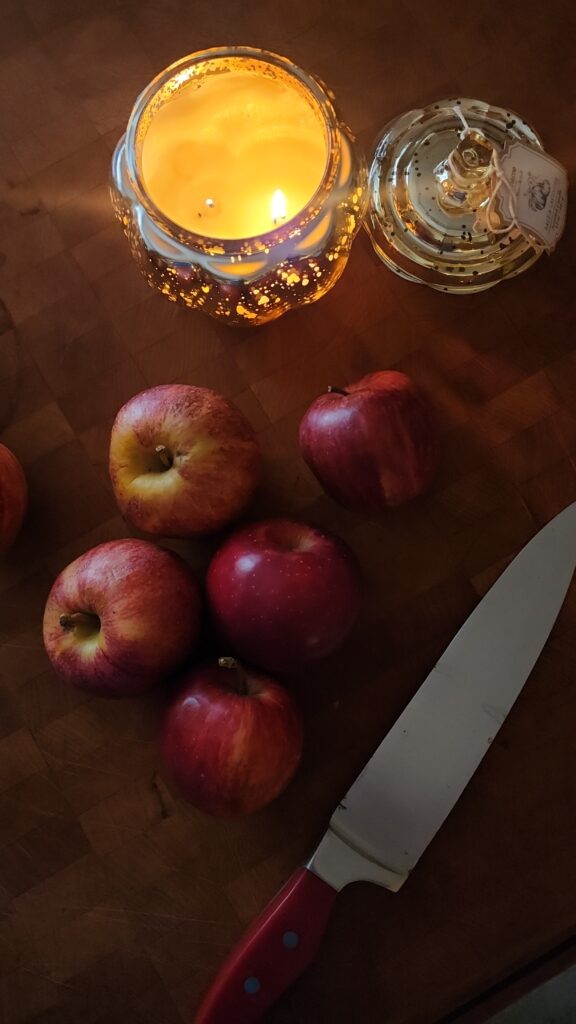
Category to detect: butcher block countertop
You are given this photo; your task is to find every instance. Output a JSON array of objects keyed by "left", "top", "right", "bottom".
[{"left": 1, "top": 1, "right": 576, "bottom": 1022}]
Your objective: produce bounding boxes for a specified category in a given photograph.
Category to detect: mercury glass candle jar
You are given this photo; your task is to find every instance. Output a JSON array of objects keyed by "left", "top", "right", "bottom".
[{"left": 111, "top": 47, "right": 367, "bottom": 326}]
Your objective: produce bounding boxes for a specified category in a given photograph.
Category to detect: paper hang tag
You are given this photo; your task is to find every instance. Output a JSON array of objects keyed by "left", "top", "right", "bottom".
[{"left": 495, "top": 141, "right": 568, "bottom": 252}]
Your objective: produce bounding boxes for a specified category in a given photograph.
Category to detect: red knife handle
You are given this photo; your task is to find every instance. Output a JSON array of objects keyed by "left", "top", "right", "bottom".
[{"left": 195, "top": 867, "right": 337, "bottom": 1024}]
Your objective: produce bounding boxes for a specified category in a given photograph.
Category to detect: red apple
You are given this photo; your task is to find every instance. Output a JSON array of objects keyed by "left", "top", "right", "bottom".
[
  {"left": 0, "top": 444, "right": 27, "bottom": 554},
  {"left": 206, "top": 518, "right": 362, "bottom": 673},
  {"left": 109, "top": 384, "right": 261, "bottom": 537},
  {"left": 43, "top": 539, "right": 201, "bottom": 697},
  {"left": 299, "top": 370, "right": 437, "bottom": 511},
  {"left": 161, "top": 657, "right": 303, "bottom": 816}
]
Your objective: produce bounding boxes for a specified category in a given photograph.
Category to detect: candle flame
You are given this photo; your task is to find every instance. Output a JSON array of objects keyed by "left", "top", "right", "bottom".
[{"left": 271, "top": 189, "right": 287, "bottom": 224}]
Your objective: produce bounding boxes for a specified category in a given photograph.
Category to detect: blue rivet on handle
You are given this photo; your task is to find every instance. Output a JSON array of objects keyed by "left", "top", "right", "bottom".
[
  {"left": 244, "top": 977, "right": 261, "bottom": 995},
  {"left": 282, "top": 931, "right": 299, "bottom": 949}
]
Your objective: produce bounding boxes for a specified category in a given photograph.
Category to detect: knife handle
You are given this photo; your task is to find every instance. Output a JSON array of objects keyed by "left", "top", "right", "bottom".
[{"left": 195, "top": 867, "right": 337, "bottom": 1024}]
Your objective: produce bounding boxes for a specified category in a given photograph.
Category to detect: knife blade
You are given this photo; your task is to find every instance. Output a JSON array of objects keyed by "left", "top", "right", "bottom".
[{"left": 195, "top": 501, "right": 576, "bottom": 1024}]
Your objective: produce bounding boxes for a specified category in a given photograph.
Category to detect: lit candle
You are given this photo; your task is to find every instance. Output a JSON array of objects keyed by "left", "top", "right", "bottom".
[
  {"left": 270, "top": 189, "right": 287, "bottom": 226},
  {"left": 111, "top": 48, "right": 368, "bottom": 324},
  {"left": 141, "top": 69, "right": 328, "bottom": 239}
]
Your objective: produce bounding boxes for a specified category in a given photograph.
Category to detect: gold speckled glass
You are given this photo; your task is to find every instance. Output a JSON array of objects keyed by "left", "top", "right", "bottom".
[{"left": 110, "top": 47, "right": 368, "bottom": 326}]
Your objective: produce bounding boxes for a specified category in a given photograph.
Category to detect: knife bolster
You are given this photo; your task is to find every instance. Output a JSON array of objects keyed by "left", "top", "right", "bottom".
[{"left": 309, "top": 827, "right": 408, "bottom": 892}]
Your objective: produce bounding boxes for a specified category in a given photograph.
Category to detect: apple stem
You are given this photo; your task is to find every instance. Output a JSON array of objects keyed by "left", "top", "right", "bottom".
[
  {"left": 327, "top": 386, "right": 348, "bottom": 396},
  {"left": 155, "top": 444, "right": 173, "bottom": 469},
  {"left": 218, "top": 656, "right": 248, "bottom": 696},
  {"left": 59, "top": 612, "right": 100, "bottom": 631}
]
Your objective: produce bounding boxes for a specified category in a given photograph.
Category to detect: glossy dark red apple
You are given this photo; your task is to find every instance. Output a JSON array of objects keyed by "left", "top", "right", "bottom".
[
  {"left": 43, "top": 539, "right": 202, "bottom": 697},
  {"left": 161, "top": 658, "right": 303, "bottom": 816},
  {"left": 299, "top": 370, "right": 437, "bottom": 511},
  {"left": 206, "top": 519, "right": 362, "bottom": 673},
  {"left": 0, "top": 443, "right": 27, "bottom": 555}
]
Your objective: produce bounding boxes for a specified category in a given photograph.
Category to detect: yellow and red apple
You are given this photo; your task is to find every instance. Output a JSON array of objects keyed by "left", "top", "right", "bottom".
[
  {"left": 109, "top": 384, "right": 261, "bottom": 537},
  {"left": 0, "top": 443, "right": 27, "bottom": 555},
  {"left": 43, "top": 539, "right": 202, "bottom": 697}
]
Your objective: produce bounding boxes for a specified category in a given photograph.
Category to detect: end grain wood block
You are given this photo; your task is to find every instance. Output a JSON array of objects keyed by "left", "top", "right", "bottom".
[{"left": 1, "top": 2, "right": 576, "bottom": 1022}]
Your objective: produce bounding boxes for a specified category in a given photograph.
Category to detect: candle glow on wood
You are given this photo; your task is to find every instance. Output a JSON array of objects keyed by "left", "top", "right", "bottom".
[{"left": 141, "top": 69, "right": 328, "bottom": 240}]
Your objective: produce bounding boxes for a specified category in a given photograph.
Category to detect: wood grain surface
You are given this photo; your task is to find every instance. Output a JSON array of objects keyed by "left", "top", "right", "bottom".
[{"left": 1, "top": 1, "right": 576, "bottom": 1022}]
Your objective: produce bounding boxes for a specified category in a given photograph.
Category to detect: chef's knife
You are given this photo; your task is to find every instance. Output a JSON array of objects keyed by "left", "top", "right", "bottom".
[{"left": 195, "top": 502, "right": 576, "bottom": 1024}]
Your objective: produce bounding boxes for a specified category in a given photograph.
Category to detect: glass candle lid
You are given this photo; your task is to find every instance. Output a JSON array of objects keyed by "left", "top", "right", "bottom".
[{"left": 365, "top": 98, "right": 552, "bottom": 293}]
